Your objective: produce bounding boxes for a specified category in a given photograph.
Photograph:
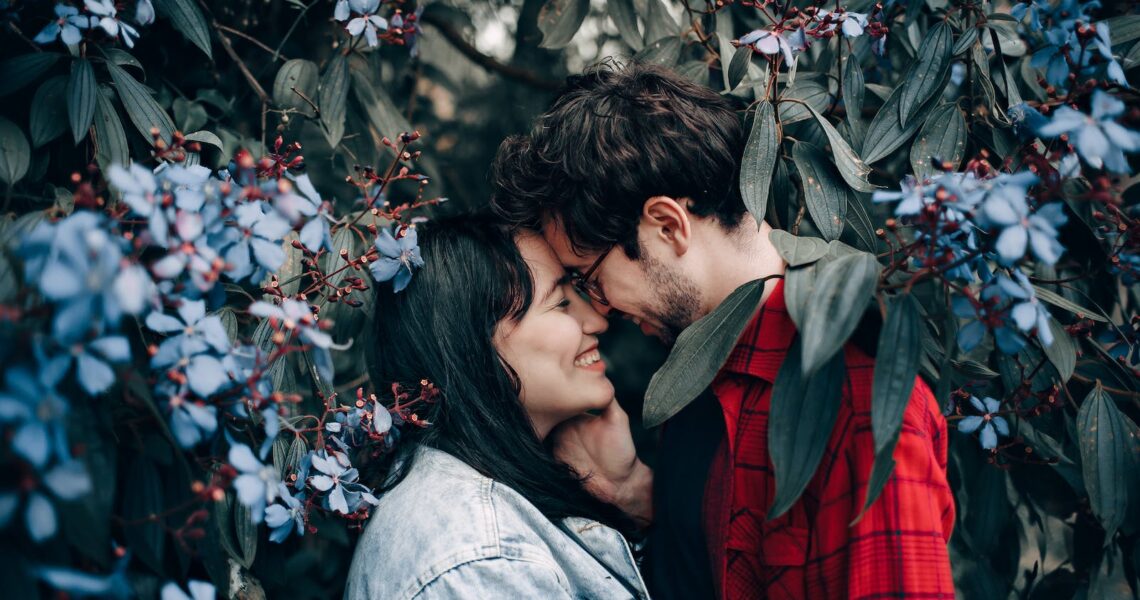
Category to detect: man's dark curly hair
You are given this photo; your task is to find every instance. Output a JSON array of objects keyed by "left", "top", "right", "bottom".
[{"left": 490, "top": 61, "right": 747, "bottom": 259}]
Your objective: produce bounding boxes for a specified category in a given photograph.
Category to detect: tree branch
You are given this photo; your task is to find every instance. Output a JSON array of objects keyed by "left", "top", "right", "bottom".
[{"left": 420, "top": 11, "right": 563, "bottom": 92}]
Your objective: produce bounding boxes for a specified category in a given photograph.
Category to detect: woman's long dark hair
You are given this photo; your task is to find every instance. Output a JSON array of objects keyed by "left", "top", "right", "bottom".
[{"left": 364, "top": 214, "right": 634, "bottom": 534}]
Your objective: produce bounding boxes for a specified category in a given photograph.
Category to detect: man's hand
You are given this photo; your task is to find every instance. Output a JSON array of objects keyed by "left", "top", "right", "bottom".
[{"left": 551, "top": 399, "right": 654, "bottom": 526}]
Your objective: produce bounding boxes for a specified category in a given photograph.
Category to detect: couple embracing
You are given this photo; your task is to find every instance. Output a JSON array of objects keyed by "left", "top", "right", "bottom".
[{"left": 344, "top": 62, "right": 956, "bottom": 600}]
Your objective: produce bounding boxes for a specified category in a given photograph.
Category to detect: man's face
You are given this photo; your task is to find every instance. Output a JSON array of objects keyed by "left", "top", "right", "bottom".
[{"left": 542, "top": 221, "right": 701, "bottom": 346}]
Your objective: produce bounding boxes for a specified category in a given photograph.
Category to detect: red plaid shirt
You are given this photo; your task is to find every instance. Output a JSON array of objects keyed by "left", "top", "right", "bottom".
[{"left": 702, "top": 279, "right": 956, "bottom": 600}]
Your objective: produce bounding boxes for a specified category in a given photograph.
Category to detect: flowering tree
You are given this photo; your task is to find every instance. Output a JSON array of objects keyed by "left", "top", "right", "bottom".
[{"left": 0, "top": 0, "right": 1137, "bottom": 598}]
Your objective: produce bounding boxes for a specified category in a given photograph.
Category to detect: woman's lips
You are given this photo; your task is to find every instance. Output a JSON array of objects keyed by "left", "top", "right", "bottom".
[{"left": 573, "top": 348, "right": 606, "bottom": 371}]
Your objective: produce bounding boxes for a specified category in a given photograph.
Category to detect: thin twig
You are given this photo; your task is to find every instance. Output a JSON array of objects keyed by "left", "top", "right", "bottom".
[
  {"left": 213, "top": 20, "right": 270, "bottom": 104},
  {"left": 420, "top": 11, "right": 562, "bottom": 91},
  {"left": 274, "top": 0, "right": 322, "bottom": 62},
  {"left": 216, "top": 24, "right": 287, "bottom": 61}
]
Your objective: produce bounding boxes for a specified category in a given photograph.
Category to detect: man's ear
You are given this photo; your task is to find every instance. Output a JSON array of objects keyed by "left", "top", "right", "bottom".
[{"left": 641, "top": 196, "right": 691, "bottom": 256}]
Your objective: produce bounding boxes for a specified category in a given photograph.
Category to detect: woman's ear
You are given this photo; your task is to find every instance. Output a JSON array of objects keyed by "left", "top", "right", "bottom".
[{"left": 641, "top": 196, "right": 692, "bottom": 257}]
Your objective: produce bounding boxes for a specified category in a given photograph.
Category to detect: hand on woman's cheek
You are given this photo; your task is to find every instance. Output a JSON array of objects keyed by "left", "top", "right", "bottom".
[{"left": 493, "top": 235, "right": 614, "bottom": 440}]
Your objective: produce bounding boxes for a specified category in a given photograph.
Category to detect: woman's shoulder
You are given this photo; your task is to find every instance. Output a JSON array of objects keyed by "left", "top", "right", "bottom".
[{"left": 344, "top": 447, "right": 564, "bottom": 600}]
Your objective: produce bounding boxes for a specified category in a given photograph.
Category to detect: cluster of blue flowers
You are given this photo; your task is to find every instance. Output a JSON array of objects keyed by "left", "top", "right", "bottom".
[
  {"left": 0, "top": 152, "right": 423, "bottom": 582},
  {"left": 35, "top": 0, "right": 151, "bottom": 48},
  {"left": 1017, "top": 0, "right": 1127, "bottom": 90},
  {"left": 736, "top": 7, "right": 880, "bottom": 69}
]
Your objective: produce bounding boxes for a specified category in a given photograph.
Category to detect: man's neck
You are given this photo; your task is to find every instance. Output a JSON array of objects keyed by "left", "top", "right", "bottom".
[{"left": 697, "top": 217, "right": 786, "bottom": 316}]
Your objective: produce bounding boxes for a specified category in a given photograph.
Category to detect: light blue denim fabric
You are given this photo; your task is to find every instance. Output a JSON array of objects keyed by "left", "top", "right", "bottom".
[{"left": 344, "top": 446, "right": 650, "bottom": 600}]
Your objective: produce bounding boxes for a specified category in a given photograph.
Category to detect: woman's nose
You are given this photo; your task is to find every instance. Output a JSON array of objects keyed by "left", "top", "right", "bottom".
[{"left": 566, "top": 288, "right": 609, "bottom": 335}]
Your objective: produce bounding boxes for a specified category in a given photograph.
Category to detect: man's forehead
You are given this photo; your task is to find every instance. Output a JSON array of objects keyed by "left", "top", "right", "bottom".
[{"left": 539, "top": 219, "right": 591, "bottom": 269}]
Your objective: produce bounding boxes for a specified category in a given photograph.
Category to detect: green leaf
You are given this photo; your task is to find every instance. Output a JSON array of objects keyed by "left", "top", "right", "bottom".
[
  {"left": 792, "top": 142, "right": 847, "bottom": 241},
  {"left": 799, "top": 251, "right": 880, "bottom": 376},
  {"left": 643, "top": 0, "right": 678, "bottom": 45},
  {"left": 843, "top": 57, "right": 865, "bottom": 121},
  {"left": 843, "top": 192, "right": 878, "bottom": 253},
  {"left": 183, "top": 130, "right": 224, "bottom": 152},
  {"left": 727, "top": 46, "right": 752, "bottom": 91},
  {"left": 319, "top": 53, "right": 350, "bottom": 148},
  {"left": 273, "top": 59, "right": 319, "bottom": 116},
  {"left": 100, "top": 47, "right": 144, "bottom": 72},
  {"left": 953, "top": 27, "right": 978, "bottom": 56},
  {"left": 106, "top": 62, "right": 176, "bottom": 144},
  {"left": 862, "top": 70, "right": 945, "bottom": 164},
  {"left": 349, "top": 57, "right": 414, "bottom": 157},
  {"left": 1076, "top": 382, "right": 1131, "bottom": 542},
  {"left": 777, "top": 80, "right": 831, "bottom": 124},
  {"left": 909, "top": 103, "right": 967, "bottom": 179},
  {"left": 1104, "top": 15, "right": 1140, "bottom": 48},
  {"left": 898, "top": 22, "right": 953, "bottom": 128},
  {"left": 871, "top": 295, "right": 922, "bottom": 453},
  {"left": 768, "top": 343, "right": 845, "bottom": 519},
  {"left": 122, "top": 457, "right": 165, "bottom": 573},
  {"left": 537, "top": 0, "right": 590, "bottom": 49},
  {"left": 0, "top": 53, "right": 61, "bottom": 98},
  {"left": 275, "top": 232, "right": 305, "bottom": 296},
  {"left": 1042, "top": 318, "right": 1076, "bottom": 381},
  {"left": 67, "top": 59, "right": 97, "bottom": 145},
  {"left": 172, "top": 98, "right": 208, "bottom": 132},
  {"left": 740, "top": 102, "right": 779, "bottom": 226},
  {"left": 643, "top": 279, "right": 767, "bottom": 427},
  {"left": 769, "top": 229, "right": 829, "bottom": 267},
  {"left": 1017, "top": 417, "right": 1074, "bottom": 466},
  {"left": 1032, "top": 285, "right": 1109, "bottom": 322},
  {"left": 634, "top": 36, "right": 682, "bottom": 67},
  {"left": 675, "top": 61, "right": 709, "bottom": 87},
  {"left": 797, "top": 101, "right": 876, "bottom": 193},
  {"left": 0, "top": 117, "right": 31, "bottom": 186},
  {"left": 607, "top": 0, "right": 643, "bottom": 51},
  {"left": 92, "top": 86, "right": 130, "bottom": 171},
  {"left": 154, "top": 0, "right": 213, "bottom": 58},
  {"left": 232, "top": 494, "right": 258, "bottom": 568},
  {"left": 29, "top": 76, "right": 69, "bottom": 148}
]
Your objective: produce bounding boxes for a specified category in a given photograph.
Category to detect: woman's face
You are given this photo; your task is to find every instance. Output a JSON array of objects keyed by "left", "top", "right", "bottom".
[{"left": 494, "top": 234, "right": 614, "bottom": 439}]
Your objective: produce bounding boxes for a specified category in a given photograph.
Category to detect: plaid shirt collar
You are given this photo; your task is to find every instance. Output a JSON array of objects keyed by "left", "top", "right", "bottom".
[{"left": 718, "top": 277, "right": 793, "bottom": 384}]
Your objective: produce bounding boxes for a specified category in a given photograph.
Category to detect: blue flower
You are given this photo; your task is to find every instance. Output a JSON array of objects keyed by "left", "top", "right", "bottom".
[
  {"left": 84, "top": 0, "right": 139, "bottom": 48},
  {"left": 370, "top": 226, "right": 423, "bottom": 292},
  {"left": 307, "top": 449, "right": 378, "bottom": 514},
  {"left": 815, "top": 9, "right": 869, "bottom": 37},
  {"left": 995, "top": 270, "right": 1055, "bottom": 347},
  {"left": 146, "top": 300, "right": 233, "bottom": 398},
  {"left": 276, "top": 173, "right": 332, "bottom": 253},
  {"left": 0, "top": 461, "right": 92, "bottom": 542},
  {"left": 1030, "top": 28, "right": 1075, "bottom": 88},
  {"left": 264, "top": 483, "right": 305, "bottom": 543},
  {"left": 0, "top": 361, "right": 71, "bottom": 468},
  {"left": 229, "top": 443, "right": 280, "bottom": 524},
  {"left": 974, "top": 172, "right": 1068, "bottom": 265},
  {"left": 33, "top": 4, "right": 89, "bottom": 45},
  {"left": 158, "top": 380, "right": 218, "bottom": 448},
  {"left": 1008, "top": 102, "right": 1047, "bottom": 141},
  {"left": 1037, "top": 90, "right": 1140, "bottom": 173},
  {"left": 738, "top": 28, "right": 801, "bottom": 66},
  {"left": 135, "top": 0, "right": 155, "bottom": 26},
  {"left": 219, "top": 201, "right": 292, "bottom": 282},
  {"left": 1011, "top": 0, "right": 1048, "bottom": 32},
  {"left": 336, "top": 0, "right": 388, "bottom": 47},
  {"left": 63, "top": 334, "right": 131, "bottom": 395},
  {"left": 957, "top": 396, "right": 1009, "bottom": 450}
]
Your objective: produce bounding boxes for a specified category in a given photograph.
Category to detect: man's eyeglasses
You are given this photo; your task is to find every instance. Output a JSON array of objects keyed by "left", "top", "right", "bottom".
[{"left": 568, "top": 246, "right": 613, "bottom": 306}]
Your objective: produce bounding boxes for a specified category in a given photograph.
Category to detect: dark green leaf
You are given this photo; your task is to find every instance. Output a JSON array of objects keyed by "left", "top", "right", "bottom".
[
  {"left": 727, "top": 46, "right": 751, "bottom": 91},
  {"left": 275, "top": 232, "right": 305, "bottom": 296},
  {"left": 798, "top": 101, "right": 876, "bottom": 193},
  {"left": 898, "top": 22, "right": 952, "bottom": 128},
  {"left": 319, "top": 53, "right": 350, "bottom": 148},
  {"left": 960, "top": 447, "right": 1010, "bottom": 554},
  {"left": 778, "top": 80, "right": 831, "bottom": 124},
  {"left": 212, "top": 491, "right": 241, "bottom": 563},
  {"left": 799, "top": 251, "right": 880, "bottom": 375},
  {"left": 675, "top": 61, "right": 709, "bottom": 87},
  {"left": 644, "top": 279, "right": 767, "bottom": 427},
  {"left": 853, "top": 454, "right": 896, "bottom": 524},
  {"left": 100, "top": 47, "right": 143, "bottom": 72},
  {"left": 123, "top": 457, "right": 165, "bottom": 573},
  {"left": 792, "top": 142, "right": 847, "bottom": 241},
  {"left": 1042, "top": 318, "right": 1076, "bottom": 381},
  {"left": 92, "top": 86, "right": 130, "bottom": 171},
  {"left": 769, "top": 229, "right": 829, "bottom": 267},
  {"left": 1033, "top": 285, "right": 1109, "bottom": 322},
  {"left": 768, "top": 343, "right": 845, "bottom": 519},
  {"left": 1017, "top": 417, "right": 1075, "bottom": 466},
  {"left": 862, "top": 76, "right": 942, "bottom": 164},
  {"left": 871, "top": 295, "right": 923, "bottom": 453},
  {"left": 843, "top": 192, "right": 878, "bottom": 253},
  {"left": 68, "top": 59, "right": 97, "bottom": 145},
  {"left": 183, "top": 130, "right": 224, "bottom": 152},
  {"left": 232, "top": 496, "right": 258, "bottom": 568},
  {"left": 953, "top": 27, "right": 979, "bottom": 56},
  {"left": 106, "top": 62, "right": 176, "bottom": 144},
  {"left": 273, "top": 59, "right": 319, "bottom": 116},
  {"left": 154, "top": 0, "right": 213, "bottom": 58},
  {"left": 537, "top": 0, "right": 590, "bottom": 49},
  {"left": 1076, "top": 383, "right": 1131, "bottom": 542},
  {"left": 607, "top": 0, "right": 643, "bottom": 51},
  {"left": 644, "top": 0, "right": 678, "bottom": 45},
  {"left": 1104, "top": 15, "right": 1140, "bottom": 48},
  {"left": 172, "top": 98, "right": 208, "bottom": 132},
  {"left": 349, "top": 57, "right": 414, "bottom": 157},
  {"left": 29, "top": 76, "right": 69, "bottom": 148},
  {"left": 740, "top": 102, "right": 779, "bottom": 226},
  {"left": 0, "top": 53, "right": 61, "bottom": 98},
  {"left": 0, "top": 117, "right": 31, "bottom": 186},
  {"left": 843, "top": 57, "right": 865, "bottom": 120},
  {"left": 909, "top": 103, "right": 967, "bottom": 179},
  {"left": 634, "top": 36, "right": 682, "bottom": 67}
]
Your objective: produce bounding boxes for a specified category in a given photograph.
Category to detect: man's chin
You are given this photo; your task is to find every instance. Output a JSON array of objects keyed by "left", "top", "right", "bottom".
[{"left": 639, "top": 320, "right": 678, "bottom": 346}]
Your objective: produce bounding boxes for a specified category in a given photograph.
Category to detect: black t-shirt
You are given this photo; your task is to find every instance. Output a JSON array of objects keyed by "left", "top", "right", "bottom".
[{"left": 640, "top": 390, "right": 723, "bottom": 600}]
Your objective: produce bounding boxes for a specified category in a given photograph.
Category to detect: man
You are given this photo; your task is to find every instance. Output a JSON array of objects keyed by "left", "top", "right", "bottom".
[{"left": 491, "top": 62, "right": 956, "bottom": 600}]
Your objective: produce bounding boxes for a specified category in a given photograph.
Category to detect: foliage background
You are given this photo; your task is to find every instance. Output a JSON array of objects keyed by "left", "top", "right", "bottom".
[{"left": 0, "top": 0, "right": 1138, "bottom": 598}]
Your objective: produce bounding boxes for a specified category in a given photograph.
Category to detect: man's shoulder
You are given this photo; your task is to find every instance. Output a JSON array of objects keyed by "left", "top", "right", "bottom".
[{"left": 840, "top": 344, "right": 944, "bottom": 432}]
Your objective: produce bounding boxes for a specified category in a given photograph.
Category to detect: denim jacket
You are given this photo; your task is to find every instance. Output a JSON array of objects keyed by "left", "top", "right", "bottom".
[{"left": 344, "top": 446, "right": 650, "bottom": 600}]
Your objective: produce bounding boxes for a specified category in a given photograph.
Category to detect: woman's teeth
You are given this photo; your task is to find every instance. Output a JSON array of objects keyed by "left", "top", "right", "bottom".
[{"left": 574, "top": 350, "right": 601, "bottom": 367}]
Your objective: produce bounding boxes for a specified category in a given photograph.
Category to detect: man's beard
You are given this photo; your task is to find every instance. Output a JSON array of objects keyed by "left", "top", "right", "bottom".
[{"left": 639, "top": 253, "right": 701, "bottom": 346}]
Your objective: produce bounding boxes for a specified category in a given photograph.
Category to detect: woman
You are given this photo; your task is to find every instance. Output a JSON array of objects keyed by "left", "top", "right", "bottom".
[{"left": 345, "top": 216, "right": 652, "bottom": 599}]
